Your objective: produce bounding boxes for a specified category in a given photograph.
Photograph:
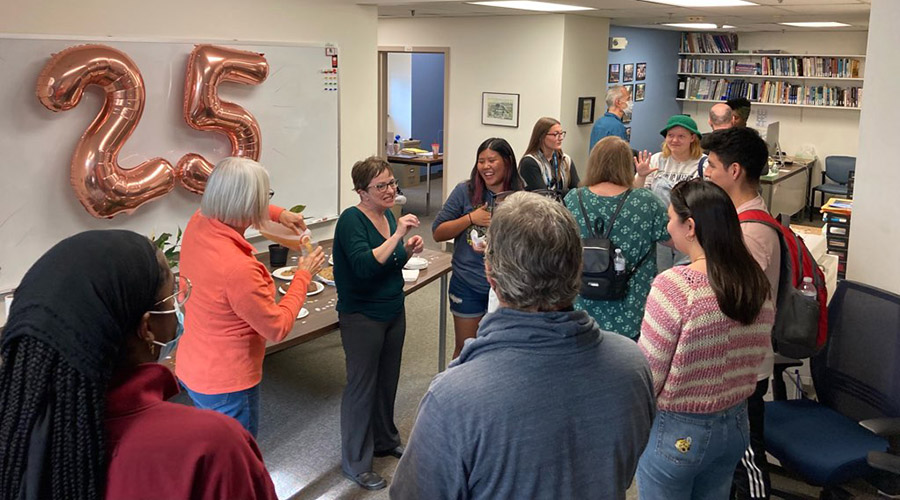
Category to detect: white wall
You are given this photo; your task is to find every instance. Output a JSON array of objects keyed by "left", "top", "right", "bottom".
[
  {"left": 561, "top": 15, "right": 610, "bottom": 175},
  {"left": 847, "top": 0, "right": 900, "bottom": 293},
  {"left": 379, "top": 15, "right": 566, "bottom": 191},
  {"left": 387, "top": 52, "right": 412, "bottom": 140}
]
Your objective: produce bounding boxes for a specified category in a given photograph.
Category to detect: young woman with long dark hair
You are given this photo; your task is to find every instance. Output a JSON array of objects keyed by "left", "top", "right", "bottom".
[
  {"left": 433, "top": 137, "right": 523, "bottom": 357},
  {"left": 636, "top": 179, "right": 774, "bottom": 500},
  {"left": 519, "top": 117, "right": 579, "bottom": 198}
]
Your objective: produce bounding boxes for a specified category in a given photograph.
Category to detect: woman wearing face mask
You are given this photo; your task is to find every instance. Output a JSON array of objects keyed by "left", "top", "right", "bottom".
[
  {"left": 432, "top": 138, "right": 523, "bottom": 357},
  {"left": 177, "top": 157, "right": 326, "bottom": 437},
  {"left": 519, "top": 117, "right": 579, "bottom": 199},
  {"left": 633, "top": 115, "right": 707, "bottom": 270},
  {"left": 0, "top": 230, "right": 277, "bottom": 500}
]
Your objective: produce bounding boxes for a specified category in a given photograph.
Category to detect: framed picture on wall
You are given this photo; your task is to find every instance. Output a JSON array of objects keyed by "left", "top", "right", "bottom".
[
  {"left": 623, "top": 63, "right": 635, "bottom": 82},
  {"left": 636, "top": 62, "right": 647, "bottom": 81},
  {"left": 608, "top": 64, "right": 620, "bottom": 83},
  {"left": 577, "top": 97, "right": 596, "bottom": 125},
  {"left": 482, "top": 92, "right": 520, "bottom": 127},
  {"left": 635, "top": 83, "right": 646, "bottom": 101}
]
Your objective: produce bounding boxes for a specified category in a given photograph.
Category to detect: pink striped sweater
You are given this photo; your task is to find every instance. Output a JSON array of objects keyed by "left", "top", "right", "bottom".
[{"left": 638, "top": 267, "right": 774, "bottom": 414}]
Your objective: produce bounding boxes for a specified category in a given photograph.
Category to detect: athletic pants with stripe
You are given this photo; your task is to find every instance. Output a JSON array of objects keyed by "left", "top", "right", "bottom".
[{"left": 732, "top": 378, "right": 771, "bottom": 499}]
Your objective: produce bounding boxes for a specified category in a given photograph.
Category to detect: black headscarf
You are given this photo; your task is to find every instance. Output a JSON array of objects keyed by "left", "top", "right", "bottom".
[{"left": 2, "top": 229, "right": 161, "bottom": 383}]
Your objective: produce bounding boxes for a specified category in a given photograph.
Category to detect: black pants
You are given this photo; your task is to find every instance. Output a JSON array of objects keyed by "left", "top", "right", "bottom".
[
  {"left": 339, "top": 310, "right": 406, "bottom": 476},
  {"left": 732, "top": 378, "right": 771, "bottom": 499}
]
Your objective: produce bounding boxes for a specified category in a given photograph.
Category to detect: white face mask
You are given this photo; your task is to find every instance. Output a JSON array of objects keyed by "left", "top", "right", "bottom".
[{"left": 623, "top": 100, "right": 633, "bottom": 115}]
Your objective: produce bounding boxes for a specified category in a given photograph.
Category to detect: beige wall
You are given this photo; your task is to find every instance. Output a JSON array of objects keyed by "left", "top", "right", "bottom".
[{"left": 847, "top": 0, "right": 900, "bottom": 293}]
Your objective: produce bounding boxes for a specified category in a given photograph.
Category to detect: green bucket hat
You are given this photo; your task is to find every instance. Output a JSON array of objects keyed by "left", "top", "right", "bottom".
[{"left": 660, "top": 115, "right": 701, "bottom": 138}]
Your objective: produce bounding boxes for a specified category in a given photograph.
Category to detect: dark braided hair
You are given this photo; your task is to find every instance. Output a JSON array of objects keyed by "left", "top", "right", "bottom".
[{"left": 0, "top": 230, "right": 165, "bottom": 500}]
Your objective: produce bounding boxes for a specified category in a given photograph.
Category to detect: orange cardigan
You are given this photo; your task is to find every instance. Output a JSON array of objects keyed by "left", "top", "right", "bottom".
[{"left": 175, "top": 206, "right": 311, "bottom": 394}]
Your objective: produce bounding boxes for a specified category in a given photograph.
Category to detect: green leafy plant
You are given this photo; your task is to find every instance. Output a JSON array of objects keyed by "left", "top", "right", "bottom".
[{"left": 150, "top": 227, "right": 182, "bottom": 269}]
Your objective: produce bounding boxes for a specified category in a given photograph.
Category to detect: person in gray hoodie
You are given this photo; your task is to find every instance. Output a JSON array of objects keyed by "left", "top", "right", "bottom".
[{"left": 390, "top": 191, "right": 656, "bottom": 500}]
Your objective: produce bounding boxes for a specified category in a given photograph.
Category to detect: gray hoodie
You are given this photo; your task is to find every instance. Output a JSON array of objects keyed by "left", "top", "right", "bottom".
[{"left": 391, "top": 307, "right": 656, "bottom": 500}]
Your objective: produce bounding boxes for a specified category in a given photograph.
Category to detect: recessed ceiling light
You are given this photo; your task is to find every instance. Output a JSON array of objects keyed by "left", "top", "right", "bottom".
[
  {"left": 779, "top": 21, "right": 851, "bottom": 28},
  {"left": 662, "top": 23, "right": 720, "bottom": 29},
  {"left": 640, "top": 0, "right": 756, "bottom": 7},
  {"left": 467, "top": 1, "right": 595, "bottom": 12}
]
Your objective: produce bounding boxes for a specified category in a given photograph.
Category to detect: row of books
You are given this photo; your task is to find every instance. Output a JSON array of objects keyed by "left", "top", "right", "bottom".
[
  {"left": 677, "top": 76, "right": 862, "bottom": 107},
  {"left": 677, "top": 77, "right": 758, "bottom": 101},
  {"left": 678, "top": 59, "right": 758, "bottom": 75},
  {"left": 679, "top": 32, "right": 738, "bottom": 54},
  {"left": 678, "top": 57, "right": 862, "bottom": 79}
]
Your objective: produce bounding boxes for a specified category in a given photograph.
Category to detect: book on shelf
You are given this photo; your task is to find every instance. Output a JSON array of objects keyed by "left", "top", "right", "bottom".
[
  {"left": 821, "top": 197, "right": 852, "bottom": 216},
  {"left": 678, "top": 75, "right": 861, "bottom": 107},
  {"left": 680, "top": 32, "right": 738, "bottom": 54}
]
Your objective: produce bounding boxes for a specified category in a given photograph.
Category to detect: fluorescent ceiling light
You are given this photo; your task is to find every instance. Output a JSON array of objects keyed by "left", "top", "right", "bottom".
[
  {"left": 779, "top": 21, "right": 851, "bottom": 28},
  {"left": 663, "top": 23, "right": 719, "bottom": 29},
  {"left": 722, "top": 25, "right": 736, "bottom": 29},
  {"left": 467, "top": 1, "right": 595, "bottom": 12},
  {"left": 640, "top": 0, "right": 756, "bottom": 7}
]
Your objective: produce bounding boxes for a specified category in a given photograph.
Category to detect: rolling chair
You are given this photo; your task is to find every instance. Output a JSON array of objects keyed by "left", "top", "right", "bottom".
[
  {"left": 812, "top": 156, "right": 856, "bottom": 214},
  {"left": 765, "top": 280, "right": 900, "bottom": 498}
]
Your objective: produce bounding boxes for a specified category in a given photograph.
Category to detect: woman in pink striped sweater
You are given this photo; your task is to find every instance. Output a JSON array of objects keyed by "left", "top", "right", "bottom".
[{"left": 636, "top": 179, "right": 774, "bottom": 500}]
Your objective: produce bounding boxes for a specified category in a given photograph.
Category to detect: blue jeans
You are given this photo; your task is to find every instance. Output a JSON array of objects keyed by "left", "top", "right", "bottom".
[
  {"left": 182, "top": 383, "right": 261, "bottom": 438},
  {"left": 637, "top": 402, "right": 750, "bottom": 500}
]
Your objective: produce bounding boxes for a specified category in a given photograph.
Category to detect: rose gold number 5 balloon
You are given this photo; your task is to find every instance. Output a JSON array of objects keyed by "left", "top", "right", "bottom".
[
  {"left": 178, "top": 44, "right": 269, "bottom": 194},
  {"left": 36, "top": 44, "right": 176, "bottom": 218}
]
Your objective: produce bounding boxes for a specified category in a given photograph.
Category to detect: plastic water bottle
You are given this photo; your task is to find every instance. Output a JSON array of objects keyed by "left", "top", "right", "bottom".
[
  {"left": 614, "top": 249, "right": 626, "bottom": 275},
  {"left": 800, "top": 276, "right": 816, "bottom": 298}
]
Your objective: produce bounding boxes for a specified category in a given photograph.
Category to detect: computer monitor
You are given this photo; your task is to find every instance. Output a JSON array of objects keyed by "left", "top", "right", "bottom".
[{"left": 765, "top": 121, "right": 781, "bottom": 158}]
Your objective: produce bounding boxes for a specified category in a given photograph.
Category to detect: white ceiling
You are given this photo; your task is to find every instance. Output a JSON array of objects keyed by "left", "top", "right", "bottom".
[{"left": 373, "top": 0, "right": 871, "bottom": 31}]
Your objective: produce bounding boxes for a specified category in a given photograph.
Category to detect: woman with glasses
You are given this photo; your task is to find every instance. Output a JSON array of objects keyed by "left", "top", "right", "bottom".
[
  {"left": 636, "top": 180, "right": 774, "bottom": 500},
  {"left": 432, "top": 138, "right": 523, "bottom": 358},
  {"left": 333, "top": 156, "right": 425, "bottom": 491},
  {"left": 0, "top": 230, "right": 277, "bottom": 500},
  {"left": 563, "top": 137, "right": 671, "bottom": 341},
  {"left": 177, "top": 157, "right": 326, "bottom": 437},
  {"left": 519, "top": 117, "right": 579, "bottom": 199}
]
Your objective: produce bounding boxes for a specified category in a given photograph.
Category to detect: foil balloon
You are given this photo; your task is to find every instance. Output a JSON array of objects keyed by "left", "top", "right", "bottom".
[
  {"left": 36, "top": 44, "right": 176, "bottom": 219},
  {"left": 177, "top": 44, "right": 269, "bottom": 194}
]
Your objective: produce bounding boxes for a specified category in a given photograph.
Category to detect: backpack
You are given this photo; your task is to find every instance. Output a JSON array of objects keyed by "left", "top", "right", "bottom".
[
  {"left": 575, "top": 188, "right": 652, "bottom": 301},
  {"left": 739, "top": 210, "right": 828, "bottom": 359}
]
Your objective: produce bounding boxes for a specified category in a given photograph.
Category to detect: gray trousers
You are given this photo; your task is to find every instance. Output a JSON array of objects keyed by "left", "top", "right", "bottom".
[{"left": 339, "top": 309, "right": 406, "bottom": 475}]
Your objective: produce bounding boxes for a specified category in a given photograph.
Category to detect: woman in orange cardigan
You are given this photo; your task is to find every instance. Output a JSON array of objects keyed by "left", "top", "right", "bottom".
[{"left": 176, "top": 157, "right": 325, "bottom": 436}]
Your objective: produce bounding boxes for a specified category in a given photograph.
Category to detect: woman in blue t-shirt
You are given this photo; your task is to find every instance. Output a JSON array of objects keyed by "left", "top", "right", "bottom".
[{"left": 432, "top": 138, "right": 523, "bottom": 358}]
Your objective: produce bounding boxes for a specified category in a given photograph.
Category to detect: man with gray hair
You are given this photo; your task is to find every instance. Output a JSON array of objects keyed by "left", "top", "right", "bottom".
[
  {"left": 589, "top": 85, "right": 631, "bottom": 151},
  {"left": 390, "top": 192, "right": 655, "bottom": 500},
  {"left": 708, "top": 102, "right": 734, "bottom": 131}
]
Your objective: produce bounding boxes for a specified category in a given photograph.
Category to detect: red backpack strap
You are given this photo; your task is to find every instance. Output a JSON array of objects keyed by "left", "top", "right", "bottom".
[{"left": 737, "top": 209, "right": 778, "bottom": 226}]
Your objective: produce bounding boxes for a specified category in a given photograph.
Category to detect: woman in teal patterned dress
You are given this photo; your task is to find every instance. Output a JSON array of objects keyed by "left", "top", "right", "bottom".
[{"left": 563, "top": 137, "right": 671, "bottom": 340}]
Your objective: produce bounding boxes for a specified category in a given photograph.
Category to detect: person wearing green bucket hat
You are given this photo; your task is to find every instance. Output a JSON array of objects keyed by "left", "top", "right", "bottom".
[{"left": 633, "top": 114, "right": 707, "bottom": 271}]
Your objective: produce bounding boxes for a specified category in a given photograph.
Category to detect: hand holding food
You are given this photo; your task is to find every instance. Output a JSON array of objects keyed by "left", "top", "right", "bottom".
[
  {"left": 470, "top": 229, "right": 487, "bottom": 253},
  {"left": 278, "top": 208, "right": 308, "bottom": 234},
  {"left": 297, "top": 246, "right": 326, "bottom": 276},
  {"left": 404, "top": 235, "right": 425, "bottom": 255},
  {"left": 395, "top": 214, "right": 420, "bottom": 238},
  {"left": 469, "top": 206, "right": 491, "bottom": 227}
]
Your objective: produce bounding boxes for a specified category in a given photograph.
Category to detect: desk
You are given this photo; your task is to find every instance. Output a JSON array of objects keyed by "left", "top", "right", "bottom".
[
  {"left": 265, "top": 241, "right": 453, "bottom": 371},
  {"left": 387, "top": 154, "right": 443, "bottom": 216},
  {"left": 759, "top": 156, "right": 816, "bottom": 218}
]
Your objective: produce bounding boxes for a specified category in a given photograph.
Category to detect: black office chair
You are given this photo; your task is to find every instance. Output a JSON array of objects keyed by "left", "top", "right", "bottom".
[
  {"left": 765, "top": 280, "right": 900, "bottom": 498},
  {"left": 812, "top": 156, "right": 856, "bottom": 212}
]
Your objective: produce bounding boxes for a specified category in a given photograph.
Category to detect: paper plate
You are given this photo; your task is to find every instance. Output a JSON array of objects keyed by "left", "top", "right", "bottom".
[
  {"left": 404, "top": 257, "right": 429, "bottom": 270},
  {"left": 316, "top": 266, "right": 336, "bottom": 286},
  {"left": 272, "top": 266, "right": 298, "bottom": 280},
  {"left": 297, "top": 308, "right": 309, "bottom": 319},
  {"left": 279, "top": 280, "right": 325, "bottom": 296}
]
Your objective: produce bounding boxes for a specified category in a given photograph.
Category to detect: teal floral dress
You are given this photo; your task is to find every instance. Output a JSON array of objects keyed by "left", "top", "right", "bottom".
[{"left": 563, "top": 187, "right": 670, "bottom": 339}]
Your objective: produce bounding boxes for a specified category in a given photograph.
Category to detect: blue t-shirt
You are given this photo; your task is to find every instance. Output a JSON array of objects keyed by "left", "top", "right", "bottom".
[
  {"left": 431, "top": 182, "right": 495, "bottom": 294},
  {"left": 589, "top": 112, "right": 628, "bottom": 152}
]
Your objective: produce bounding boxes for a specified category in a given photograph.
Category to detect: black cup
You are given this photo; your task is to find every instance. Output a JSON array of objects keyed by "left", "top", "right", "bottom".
[{"left": 269, "top": 244, "right": 289, "bottom": 268}]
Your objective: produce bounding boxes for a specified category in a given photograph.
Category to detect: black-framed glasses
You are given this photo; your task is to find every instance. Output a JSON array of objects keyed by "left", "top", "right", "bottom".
[
  {"left": 546, "top": 131, "right": 567, "bottom": 139},
  {"left": 367, "top": 179, "right": 398, "bottom": 193},
  {"left": 268, "top": 189, "right": 275, "bottom": 199},
  {"left": 149, "top": 276, "right": 191, "bottom": 315}
]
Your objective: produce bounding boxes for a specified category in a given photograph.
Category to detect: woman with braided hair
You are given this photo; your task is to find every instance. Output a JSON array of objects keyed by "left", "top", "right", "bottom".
[{"left": 0, "top": 230, "right": 276, "bottom": 500}]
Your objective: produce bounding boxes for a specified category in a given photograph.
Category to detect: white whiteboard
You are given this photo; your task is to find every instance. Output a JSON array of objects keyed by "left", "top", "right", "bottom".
[{"left": 0, "top": 35, "right": 340, "bottom": 290}]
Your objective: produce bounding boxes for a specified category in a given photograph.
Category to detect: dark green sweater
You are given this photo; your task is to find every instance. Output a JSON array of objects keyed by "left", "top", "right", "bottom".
[{"left": 333, "top": 206, "right": 408, "bottom": 321}]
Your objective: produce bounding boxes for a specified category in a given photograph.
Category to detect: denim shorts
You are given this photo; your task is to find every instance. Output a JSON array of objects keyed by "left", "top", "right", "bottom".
[{"left": 448, "top": 274, "right": 489, "bottom": 318}]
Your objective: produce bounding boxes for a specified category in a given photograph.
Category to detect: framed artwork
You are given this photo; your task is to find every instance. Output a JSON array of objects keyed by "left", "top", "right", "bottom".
[
  {"left": 625, "top": 127, "right": 632, "bottom": 142},
  {"left": 577, "top": 97, "right": 596, "bottom": 125},
  {"left": 608, "top": 64, "right": 620, "bottom": 83},
  {"left": 481, "top": 92, "right": 520, "bottom": 127},
  {"left": 636, "top": 62, "right": 647, "bottom": 81},
  {"left": 623, "top": 63, "right": 635, "bottom": 82},
  {"left": 635, "top": 83, "right": 646, "bottom": 101}
]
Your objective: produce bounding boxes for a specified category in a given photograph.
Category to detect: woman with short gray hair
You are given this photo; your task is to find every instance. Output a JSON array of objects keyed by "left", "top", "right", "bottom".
[{"left": 177, "top": 157, "right": 325, "bottom": 437}]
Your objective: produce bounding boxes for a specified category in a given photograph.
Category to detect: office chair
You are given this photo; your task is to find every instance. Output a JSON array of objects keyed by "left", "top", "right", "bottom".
[
  {"left": 812, "top": 156, "right": 856, "bottom": 211},
  {"left": 765, "top": 280, "right": 900, "bottom": 498}
]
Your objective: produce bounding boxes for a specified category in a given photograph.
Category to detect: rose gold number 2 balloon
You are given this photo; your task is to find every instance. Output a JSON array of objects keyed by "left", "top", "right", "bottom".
[
  {"left": 177, "top": 44, "right": 269, "bottom": 194},
  {"left": 36, "top": 44, "right": 176, "bottom": 218}
]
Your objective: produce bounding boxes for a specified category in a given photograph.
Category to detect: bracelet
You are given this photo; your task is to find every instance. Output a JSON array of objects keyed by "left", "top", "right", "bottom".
[{"left": 468, "top": 213, "right": 473, "bottom": 225}]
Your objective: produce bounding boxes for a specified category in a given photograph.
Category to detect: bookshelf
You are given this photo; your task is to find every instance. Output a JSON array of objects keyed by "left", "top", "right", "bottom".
[{"left": 677, "top": 33, "right": 864, "bottom": 110}]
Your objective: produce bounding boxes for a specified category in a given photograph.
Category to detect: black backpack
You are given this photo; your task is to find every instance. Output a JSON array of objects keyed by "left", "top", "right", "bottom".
[{"left": 575, "top": 188, "right": 651, "bottom": 301}]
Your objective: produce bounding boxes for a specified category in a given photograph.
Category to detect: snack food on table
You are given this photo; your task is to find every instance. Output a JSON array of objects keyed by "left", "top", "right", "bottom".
[{"left": 318, "top": 266, "right": 334, "bottom": 282}]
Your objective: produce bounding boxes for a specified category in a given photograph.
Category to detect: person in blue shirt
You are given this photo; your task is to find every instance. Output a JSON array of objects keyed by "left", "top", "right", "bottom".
[
  {"left": 432, "top": 138, "right": 523, "bottom": 358},
  {"left": 589, "top": 85, "right": 631, "bottom": 151}
]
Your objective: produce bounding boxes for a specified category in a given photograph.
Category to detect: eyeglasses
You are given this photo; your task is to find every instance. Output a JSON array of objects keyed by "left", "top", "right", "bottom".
[
  {"left": 546, "top": 131, "right": 567, "bottom": 139},
  {"left": 268, "top": 189, "right": 275, "bottom": 199},
  {"left": 149, "top": 276, "right": 191, "bottom": 315},
  {"left": 367, "top": 179, "right": 398, "bottom": 193}
]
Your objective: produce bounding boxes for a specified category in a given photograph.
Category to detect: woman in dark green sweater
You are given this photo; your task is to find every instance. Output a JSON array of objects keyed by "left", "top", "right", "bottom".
[{"left": 333, "top": 156, "right": 424, "bottom": 491}]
